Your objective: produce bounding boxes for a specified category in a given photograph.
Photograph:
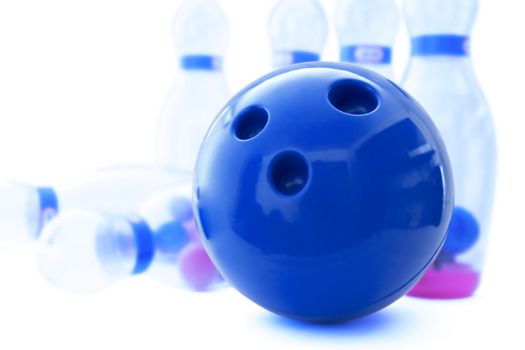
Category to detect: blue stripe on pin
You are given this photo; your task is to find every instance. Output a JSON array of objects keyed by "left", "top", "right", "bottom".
[
  {"left": 340, "top": 45, "right": 392, "bottom": 64},
  {"left": 290, "top": 51, "right": 320, "bottom": 64},
  {"left": 37, "top": 187, "right": 59, "bottom": 213},
  {"left": 37, "top": 187, "right": 59, "bottom": 237},
  {"left": 411, "top": 35, "right": 470, "bottom": 56},
  {"left": 273, "top": 51, "right": 320, "bottom": 67},
  {"left": 180, "top": 55, "right": 222, "bottom": 71},
  {"left": 130, "top": 220, "right": 155, "bottom": 275}
]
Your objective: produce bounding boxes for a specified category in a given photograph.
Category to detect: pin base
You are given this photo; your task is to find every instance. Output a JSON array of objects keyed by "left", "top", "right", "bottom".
[{"left": 408, "top": 263, "right": 480, "bottom": 299}]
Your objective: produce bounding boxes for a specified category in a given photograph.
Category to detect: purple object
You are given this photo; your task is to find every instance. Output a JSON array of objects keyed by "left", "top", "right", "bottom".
[
  {"left": 178, "top": 242, "right": 219, "bottom": 291},
  {"left": 408, "top": 262, "right": 480, "bottom": 299}
]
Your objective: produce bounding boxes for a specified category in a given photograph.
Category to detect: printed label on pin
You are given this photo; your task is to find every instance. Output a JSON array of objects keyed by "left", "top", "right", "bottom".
[
  {"left": 341, "top": 45, "right": 392, "bottom": 64},
  {"left": 355, "top": 46, "right": 386, "bottom": 63}
]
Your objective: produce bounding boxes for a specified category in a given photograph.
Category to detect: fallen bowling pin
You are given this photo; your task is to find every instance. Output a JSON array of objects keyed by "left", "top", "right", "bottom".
[
  {"left": 36, "top": 185, "right": 220, "bottom": 293},
  {"left": 0, "top": 165, "right": 189, "bottom": 249}
]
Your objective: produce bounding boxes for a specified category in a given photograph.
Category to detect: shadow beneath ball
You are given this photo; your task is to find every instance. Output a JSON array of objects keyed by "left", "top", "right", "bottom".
[{"left": 260, "top": 306, "right": 412, "bottom": 339}]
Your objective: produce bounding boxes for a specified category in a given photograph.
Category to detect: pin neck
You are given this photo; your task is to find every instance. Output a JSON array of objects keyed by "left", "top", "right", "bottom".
[
  {"left": 180, "top": 55, "right": 223, "bottom": 71},
  {"left": 129, "top": 219, "right": 155, "bottom": 275},
  {"left": 37, "top": 187, "right": 59, "bottom": 237},
  {"left": 273, "top": 50, "right": 320, "bottom": 67},
  {"left": 154, "top": 220, "right": 190, "bottom": 254},
  {"left": 340, "top": 45, "right": 392, "bottom": 65},
  {"left": 411, "top": 35, "right": 470, "bottom": 57}
]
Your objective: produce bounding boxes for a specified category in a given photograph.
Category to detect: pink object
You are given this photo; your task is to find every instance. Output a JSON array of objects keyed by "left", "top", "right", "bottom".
[
  {"left": 178, "top": 243, "right": 219, "bottom": 291},
  {"left": 408, "top": 262, "right": 480, "bottom": 299}
]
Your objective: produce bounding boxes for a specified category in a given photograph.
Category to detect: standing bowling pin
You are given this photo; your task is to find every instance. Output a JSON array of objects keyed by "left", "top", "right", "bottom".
[
  {"left": 268, "top": 0, "right": 328, "bottom": 68},
  {"left": 156, "top": 0, "right": 230, "bottom": 171},
  {"left": 37, "top": 185, "right": 220, "bottom": 293},
  {"left": 402, "top": 0, "right": 497, "bottom": 299},
  {"left": 0, "top": 165, "right": 189, "bottom": 249},
  {"left": 334, "top": 0, "right": 400, "bottom": 79}
]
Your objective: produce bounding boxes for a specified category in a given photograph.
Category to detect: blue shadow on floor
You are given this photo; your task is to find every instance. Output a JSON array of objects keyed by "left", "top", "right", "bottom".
[{"left": 257, "top": 302, "right": 422, "bottom": 340}]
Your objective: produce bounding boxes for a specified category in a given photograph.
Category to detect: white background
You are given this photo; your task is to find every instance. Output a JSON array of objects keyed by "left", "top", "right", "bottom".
[{"left": 0, "top": 0, "right": 524, "bottom": 349}]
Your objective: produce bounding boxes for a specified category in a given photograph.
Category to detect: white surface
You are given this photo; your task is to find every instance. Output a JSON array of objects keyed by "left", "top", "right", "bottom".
[
  {"left": 0, "top": 0, "right": 524, "bottom": 349},
  {"left": 0, "top": 245, "right": 521, "bottom": 350}
]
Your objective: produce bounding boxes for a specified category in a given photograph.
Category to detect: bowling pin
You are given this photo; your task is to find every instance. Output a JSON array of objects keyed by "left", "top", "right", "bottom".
[
  {"left": 402, "top": 0, "right": 497, "bottom": 299},
  {"left": 156, "top": 0, "right": 230, "bottom": 171},
  {"left": 0, "top": 165, "right": 189, "bottom": 249},
  {"left": 268, "top": 0, "right": 328, "bottom": 68},
  {"left": 36, "top": 185, "right": 220, "bottom": 293},
  {"left": 334, "top": 0, "right": 400, "bottom": 79}
]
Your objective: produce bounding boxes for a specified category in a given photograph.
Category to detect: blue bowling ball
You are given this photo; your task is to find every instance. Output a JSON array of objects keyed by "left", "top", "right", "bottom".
[{"left": 194, "top": 62, "right": 454, "bottom": 322}]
